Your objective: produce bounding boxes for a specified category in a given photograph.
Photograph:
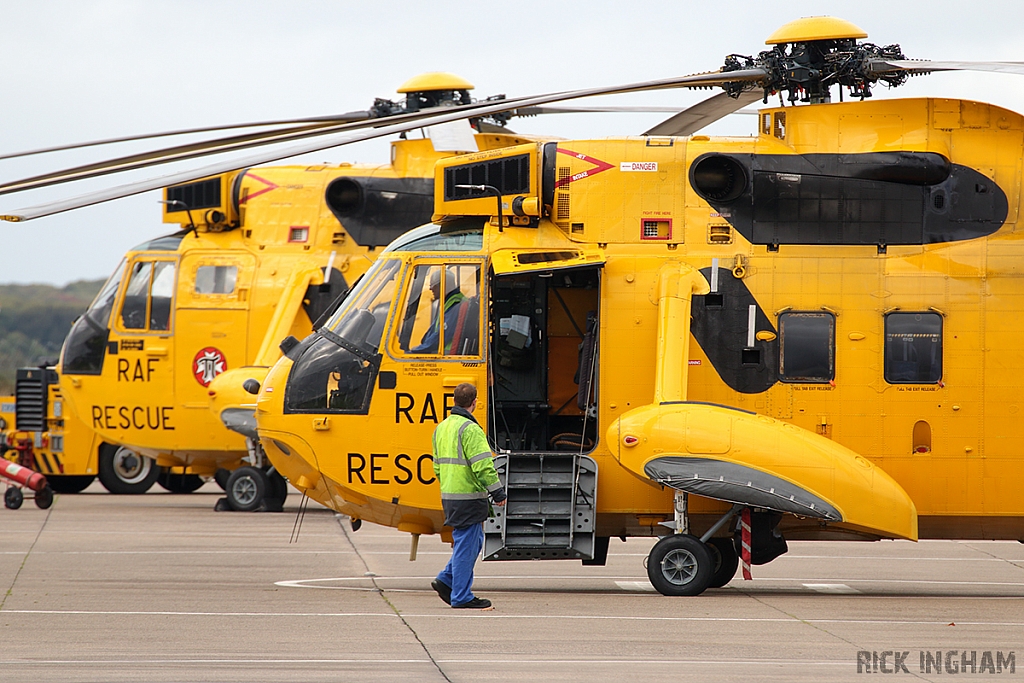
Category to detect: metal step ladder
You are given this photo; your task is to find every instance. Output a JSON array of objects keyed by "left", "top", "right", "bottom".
[{"left": 483, "top": 453, "right": 598, "bottom": 561}]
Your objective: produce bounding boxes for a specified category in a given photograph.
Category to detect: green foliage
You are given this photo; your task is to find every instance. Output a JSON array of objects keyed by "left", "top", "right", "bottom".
[{"left": 0, "top": 280, "right": 104, "bottom": 393}]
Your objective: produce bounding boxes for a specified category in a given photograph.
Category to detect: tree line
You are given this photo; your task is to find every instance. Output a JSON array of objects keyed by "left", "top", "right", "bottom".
[{"left": 0, "top": 280, "right": 104, "bottom": 394}]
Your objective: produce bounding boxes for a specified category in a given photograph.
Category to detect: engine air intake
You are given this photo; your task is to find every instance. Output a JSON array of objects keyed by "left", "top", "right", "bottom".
[{"left": 444, "top": 153, "right": 531, "bottom": 201}]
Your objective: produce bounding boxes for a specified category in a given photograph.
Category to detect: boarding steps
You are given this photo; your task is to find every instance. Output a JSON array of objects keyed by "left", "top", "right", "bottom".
[{"left": 483, "top": 453, "right": 598, "bottom": 561}]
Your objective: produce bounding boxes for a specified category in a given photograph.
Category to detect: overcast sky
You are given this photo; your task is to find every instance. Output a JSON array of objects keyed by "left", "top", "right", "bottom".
[{"left": 2, "top": 0, "right": 1023, "bottom": 286}]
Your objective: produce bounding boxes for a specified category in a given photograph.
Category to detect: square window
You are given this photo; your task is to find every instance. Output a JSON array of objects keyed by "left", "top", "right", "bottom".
[
  {"left": 779, "top": 312, "right": 835, "bottom": 383},
  {"left": 885, "top": 312, "right": 942, "bottom": 384}
]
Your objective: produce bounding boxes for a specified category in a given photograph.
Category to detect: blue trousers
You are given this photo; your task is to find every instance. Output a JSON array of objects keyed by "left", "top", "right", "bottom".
[{"left": 436, "top": 523, "right": 483, "bottom": 606}]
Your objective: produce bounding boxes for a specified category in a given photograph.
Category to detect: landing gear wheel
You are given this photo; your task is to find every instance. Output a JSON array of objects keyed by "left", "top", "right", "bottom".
[
  {"left": 156, "top": 471, "right": 205, "bottom": 493},
  {"left": 45, "top": 475, "right": 95, "bottom": 494},
  {"left": 98, "top": 445, "right": 159, "bottom": 494},
  {"left": 5, "top": 487, "right": 23, "bottom": 510},
  {"left": 34, "top": 486, "right": 54, "bottom": 510},
  {"left": 705, "top": 537, "right": 739, "bottom": 588},
  {"left": 225, "top": 466, "right": 268, "bottom": 512},
  {"left": 263, "top": 469, "right": 288, "bottom": 512},
  {"left": 647, "top": 534, "right": 713, "bottom": 596},
  {"left": 214, "top": 468, "right": 231, "bottom": 491}
]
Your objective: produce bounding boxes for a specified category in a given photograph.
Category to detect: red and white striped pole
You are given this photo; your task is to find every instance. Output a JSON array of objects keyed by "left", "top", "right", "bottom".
[{"left": 740, "top": 508, "right": 752, "bottom": 580}]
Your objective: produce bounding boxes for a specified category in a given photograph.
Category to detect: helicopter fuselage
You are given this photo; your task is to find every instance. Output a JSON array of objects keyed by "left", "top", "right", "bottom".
[
  {"left": 254, "top": 96, "right": 1024, "bottom": 548},
  {"left": 57, "top": 134, "right": 538, "bottom": 473}
]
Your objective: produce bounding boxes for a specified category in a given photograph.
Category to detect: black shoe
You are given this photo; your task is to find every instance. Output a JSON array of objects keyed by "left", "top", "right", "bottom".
[
  {"left": 431, "top": 580, "right": 452, "bottom": 605},
  {"left": 452, "top": 597, "right": 491, "bottom": 609}
]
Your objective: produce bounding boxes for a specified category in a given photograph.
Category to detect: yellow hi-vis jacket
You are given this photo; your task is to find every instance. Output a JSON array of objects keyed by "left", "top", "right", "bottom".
[{"left": 432, "top": 408, "right": 506, "bottom": 528}]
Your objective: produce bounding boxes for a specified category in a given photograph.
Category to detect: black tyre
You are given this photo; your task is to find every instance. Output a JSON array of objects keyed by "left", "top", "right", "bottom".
[
  {"left": 225, "top": 466, "right": 268, "bottom": 512},
  {"left": 156, "top": 470, "right": 205, "bottom": 493},
  {"left": 46, "top": 475, "right": 96, "bottom": 494},
  {"left": 98, "top": 444, "right": 159, "bottom": 494},
  {"left": 647, "top": 534, "right": 714, "bottom": 596},
  {"left": 5, "top": 487, "right": 24, "bottom": 510},
  {"left": 214, "top": 468, "right": 231, "bottom": 491},
  {"left": 34, "top": 486, "right": 54, "bottom": 510},
  {"left": 706, "top": 537, "right": 739, "bottom": 588},
  {"left": 263, "top": 468, "right": 288, "bottom": 512}
]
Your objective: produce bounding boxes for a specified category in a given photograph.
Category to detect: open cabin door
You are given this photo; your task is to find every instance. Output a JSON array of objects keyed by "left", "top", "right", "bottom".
[{"left": 485, "top": 248, "right": 605, "bottom": 562}]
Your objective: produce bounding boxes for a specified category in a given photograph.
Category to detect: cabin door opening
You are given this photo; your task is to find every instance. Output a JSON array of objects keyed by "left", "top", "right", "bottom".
[{"left": 487, "top": 266, "right": 600, "bottom": 453}]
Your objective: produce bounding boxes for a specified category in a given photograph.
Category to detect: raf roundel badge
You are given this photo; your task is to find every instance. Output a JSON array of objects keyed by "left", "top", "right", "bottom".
[{"left": 193, "top": 347, "right": 227, "bottom": 387}]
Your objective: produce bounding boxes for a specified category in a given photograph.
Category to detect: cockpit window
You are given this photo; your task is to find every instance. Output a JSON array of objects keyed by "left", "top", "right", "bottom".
[
  {"left": 150, "top": 262, "right": 175, "bottom": 331},
  {"left": 118, "top": 259, "right": 177, "bottom": 332},
  {"left": 396, "top": 262, "right": 482, "bottom": 356},
  {"left": 390, "top": 228, "right": 483, "bottom": 253},
  {"left": 120, "top": 262, "right": 153, "bottom": 330},
  {"left": 285, "top": 259, "right": 402, "bottom": 414},
  {"left": 326, "top": 259, "right": 402, "bottom": 351},
  {"left": 61, "top": 258, "right": 126, "bottom": 375},
  {"left": 88, "top": 258, "right": 127, "bottom": 327}
]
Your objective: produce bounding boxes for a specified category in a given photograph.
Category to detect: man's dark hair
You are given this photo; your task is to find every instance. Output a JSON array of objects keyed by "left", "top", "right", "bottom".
[{"left": 453, "top": 383, "right": 477, "bottom": 408}]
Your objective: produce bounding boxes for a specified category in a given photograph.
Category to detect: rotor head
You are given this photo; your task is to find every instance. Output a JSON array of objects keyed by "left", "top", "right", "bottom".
[{"left": 723, "top": 16, "right": 905, "bottom": 104}]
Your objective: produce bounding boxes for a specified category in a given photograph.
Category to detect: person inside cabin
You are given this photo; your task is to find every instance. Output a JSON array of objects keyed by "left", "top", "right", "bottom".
[{"left": 411, "top": 267, "right": 464, "bottom": 354}]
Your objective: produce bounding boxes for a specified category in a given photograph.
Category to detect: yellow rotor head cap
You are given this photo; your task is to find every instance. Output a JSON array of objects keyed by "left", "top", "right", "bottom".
[
  {"left": 397, "top": 72, "right": 475, "bottom": 94},
  {"left": 765, "top": 16, "right": 867, "bottom": 45}
]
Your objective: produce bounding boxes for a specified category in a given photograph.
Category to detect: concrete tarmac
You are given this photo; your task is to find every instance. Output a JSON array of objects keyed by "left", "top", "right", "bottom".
[{"left": 1, "top": 482, "right": 1022, "bottom": 682}]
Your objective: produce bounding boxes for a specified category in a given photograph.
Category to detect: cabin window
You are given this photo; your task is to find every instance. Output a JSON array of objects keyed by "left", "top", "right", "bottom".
[
  {"left": 395, "top": 262, "right": 482, "bottom": 356},
  {"left": 778, "top": 312, "right": 834, "bottom": 383},
  {"left": 884, "top": 312, "right": 942, "bottom": 384},
  {"left": 194, "top": 265, "right": 237, "bottom": 295},
  {"left": 118, "top": 260, "right": 176, "bottom": 332}
]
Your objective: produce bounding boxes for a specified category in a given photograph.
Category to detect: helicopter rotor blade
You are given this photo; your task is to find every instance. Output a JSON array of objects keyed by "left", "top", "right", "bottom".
[
  {"left": 643, "top": 90, "right": 765, "bottom": 137},
  {"left": 0, "top": 121, "right": 367, "bottom": 196},
  {"left": 0, "top": 112, "right": 375, "bottom": 162},
  {"left": 868, "top": 59, "right": 1024, "bottom": 76},
  {"left": 0, "top": 102, "right": 734, "bottom": 194},
  {"left": 514, "top": 105, "right": 695, "bottom": 116},
  {"left": 0, "top": 99, "right": 536, "bottom": 196},
  {"left": 0, "top": 67, "right": 770, "bottom": 221}
]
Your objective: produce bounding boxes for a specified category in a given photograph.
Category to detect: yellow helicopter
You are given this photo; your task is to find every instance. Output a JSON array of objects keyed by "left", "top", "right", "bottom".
[
  {"left": 247, "top": 16, "right": 1024, "bottom": 595},
  {"left": 6, "top": 17, "right": 1024, "bottom": 595},
  {"left": 2, "top": 73, "right": 673, "bottom": 506}
]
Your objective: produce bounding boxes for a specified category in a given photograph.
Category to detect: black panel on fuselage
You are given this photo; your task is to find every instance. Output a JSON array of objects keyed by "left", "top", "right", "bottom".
[
  {"left": 690, "top": 152, "right": 1008, "bottom": 247},
  {"left": 325, "top": 177, "right": 434, "bottom": 248},
  {"left": 691, "top": 267, "right": 778, "bottom": 395}
]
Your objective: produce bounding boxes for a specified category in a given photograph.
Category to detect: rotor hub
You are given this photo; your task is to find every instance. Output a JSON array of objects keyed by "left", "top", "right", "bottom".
[{"left": 724, "top": 16, "right": 907, "bottom": 105}]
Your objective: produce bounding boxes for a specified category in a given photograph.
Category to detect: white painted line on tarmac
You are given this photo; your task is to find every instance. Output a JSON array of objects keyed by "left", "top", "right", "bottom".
[
  {"left": 6, "top": 608, "right": 1024, "bottom": 627},
  {"left": 2, "top": 610, "right": 394, "bottom": 617},
  {"left": 275, "top": 574, "right": 1024, "bottom": 589},
  {"left": 747, "top": 576, "right": 1024, "bottom": 587},
  {"left": 802, "top": 583, "right": 860, "bottom": 594},
  {"left": 0, "top": 550, "right": 364, "bottom": 555},
  {"left": 614, "top": 581, "right": 656, "bottom": 591},
  {"left": 0, "top": 657, "right": 844, "bottom": 667}
]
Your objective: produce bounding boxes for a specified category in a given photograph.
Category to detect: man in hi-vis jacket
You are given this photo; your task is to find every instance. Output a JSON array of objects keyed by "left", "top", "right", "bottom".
[{"left": 431, "top": 383, "right": 507, "bottom": 609}]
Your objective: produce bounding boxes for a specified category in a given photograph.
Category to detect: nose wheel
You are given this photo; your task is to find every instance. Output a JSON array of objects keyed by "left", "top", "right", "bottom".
[{"left": 221, "top": 466, "right": 288, "bottom": 512}]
